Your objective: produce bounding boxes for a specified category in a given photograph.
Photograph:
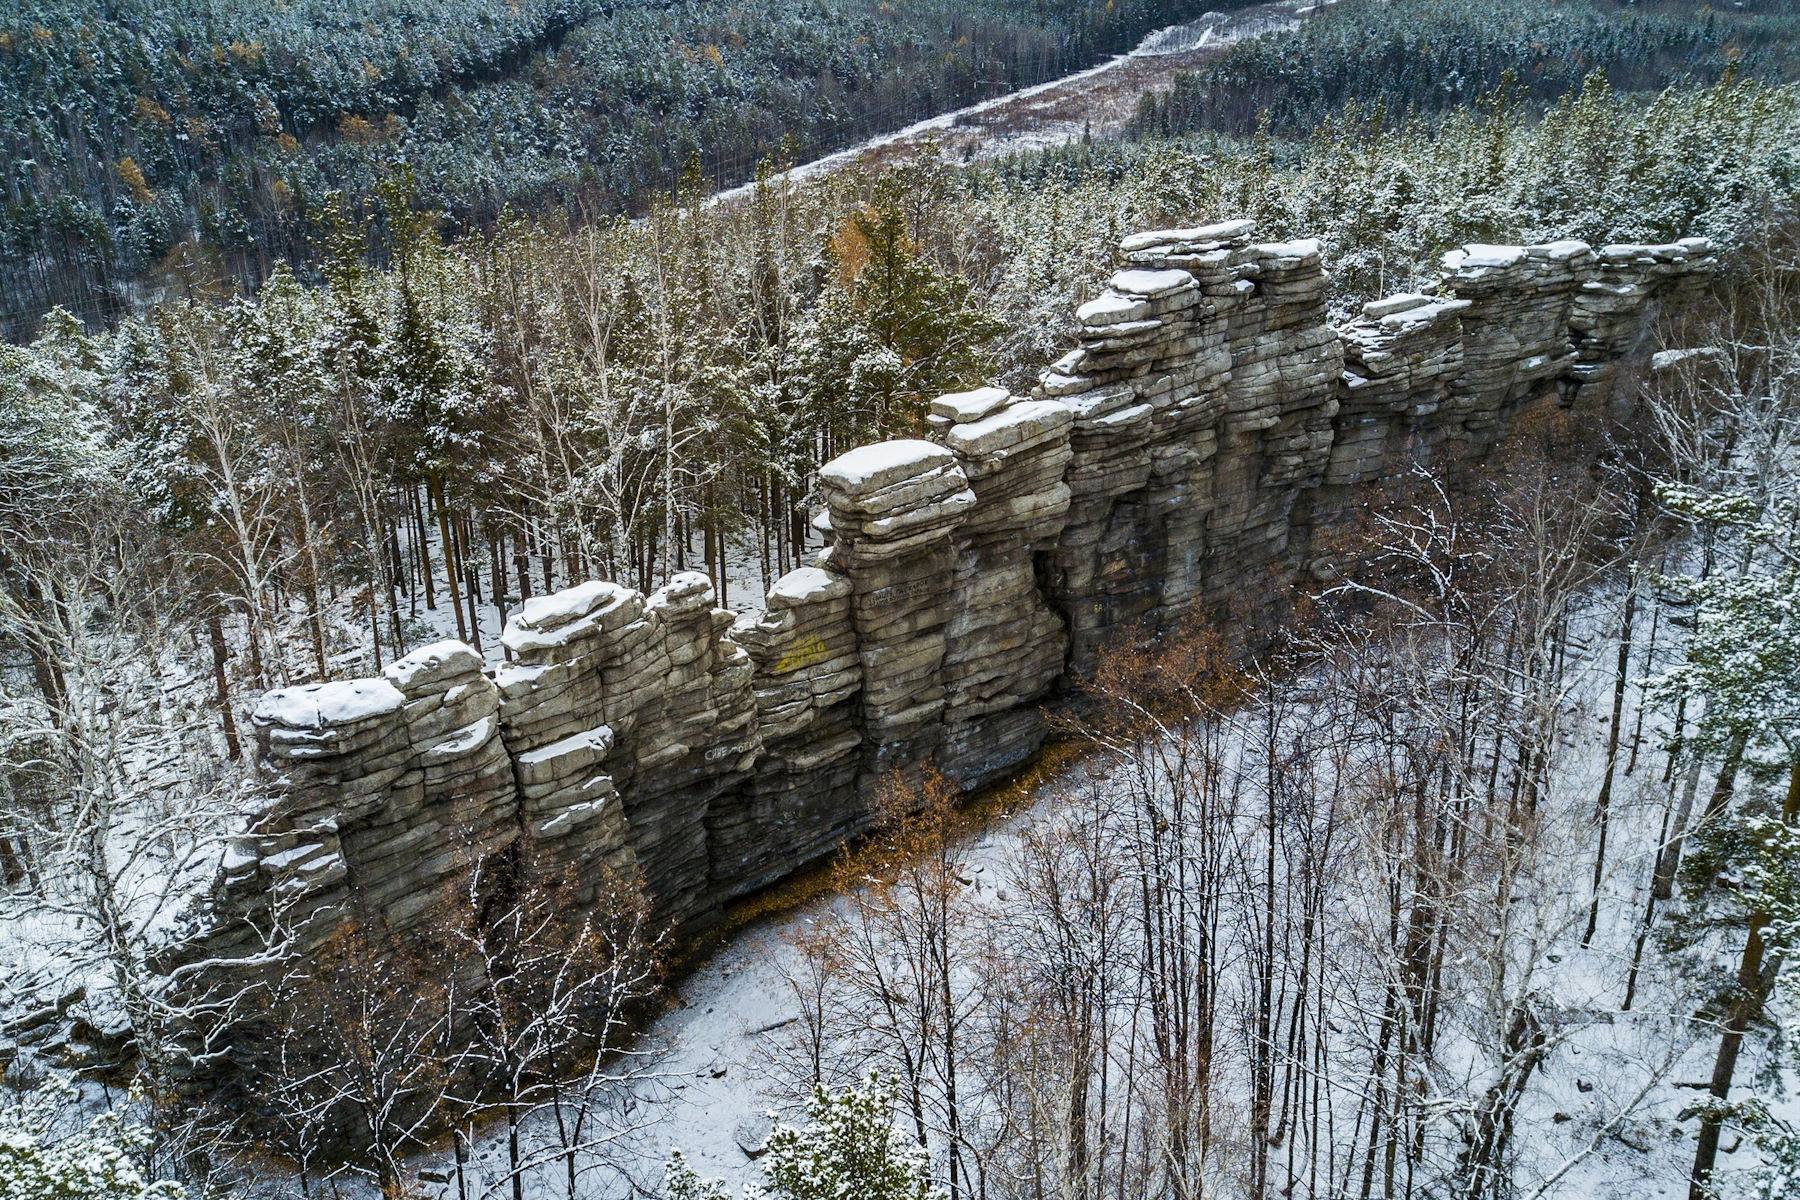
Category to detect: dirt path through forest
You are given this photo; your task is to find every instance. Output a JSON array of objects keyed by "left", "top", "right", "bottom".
[{"left": 708, "top": 0, "right": 1336, "bottom": 205}]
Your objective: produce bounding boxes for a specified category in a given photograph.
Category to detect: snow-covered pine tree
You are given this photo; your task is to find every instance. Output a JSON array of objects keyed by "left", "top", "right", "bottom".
[
  {"left": 0, "top": 1080, "right": 185, "bottom": 1200},
  {"left": 663, "top": 1073, "right": 941, "bottom": 1200}
]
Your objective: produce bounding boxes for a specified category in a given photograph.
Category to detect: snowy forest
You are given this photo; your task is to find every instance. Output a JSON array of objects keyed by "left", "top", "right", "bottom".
[
  {"left": 1, "top": 0, "right": 1223, "bottom": 337},
  {"left": 6, "top": 0, "right": 1800, "bottom": 1198}
]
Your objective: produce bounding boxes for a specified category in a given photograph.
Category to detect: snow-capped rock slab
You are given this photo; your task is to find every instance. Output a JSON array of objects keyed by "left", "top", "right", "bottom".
[
  {"left": 1378, "top": 298, "right": 1470, "bottom": 329},
  {"left": 862, "top": 488, "right": 977, "bottom": 538},
  {"left": 1525, "top": 239, "right": 1591, "bottom": 261},
  {"left": 930, "top": 386, "right": 1012, "bottom": 423},
  {"left": 1076, "top": 293, "right": 1150, "bottom": 327},
  {"left": 420, "top": 715, "right": 496, "bottom": 765},
  {"left": 502, "top": 581, "right": 643, "bottom": 654},
  {"left": 1362, "top": 293, "right": 1432, "bottom": 320},
  {"left": 1117, "top": 219, "right": 1257, "bottom": 253},
  {"left": 512, "top": 580, "right": 628, "bottom": 633},
  {"left": 649, "top": 572, "right": 716, "bottom": 617},
  {"left": 946, "top": 398, "right": 1073, "bottom": 458},
  {"left": 1651, "top": 346, "right": 1725, "bottom": 372},
  {"left": 253, "top": 679, "right": 405, "bottom": 730},
  {"left": 384, "top": 640, "right": 484, "bottom": 696},
  {"left": 517, "top": 724, "right": 615, "bottom": 768},
  {"left": 1110, "top": 268, "right": 1195, "bottom": 298},
  {"left": 1444, "top": 244, "right": 1527, "bottom": 273},
  {"left": 1039, "top": 371, "right": 1095, "bottom": 397},
  {"left": 1060, "top": 383, "right": 1137, "bottom": 422},
  {"left": 766, "top": 566, "right": 852, "bottom": 610},
  {"left": 819, "top": 439, "right": 956, "bottom": 494},
  {"left": 1253, "top": 238, "right": 1322, "bottom": 262}
]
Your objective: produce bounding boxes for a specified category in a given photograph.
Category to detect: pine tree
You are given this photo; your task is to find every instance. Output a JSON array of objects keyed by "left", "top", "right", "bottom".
[
  {"left": 1649, "top": 481, "right": 1800, "bottom": 1198},
  {"left": 663, "top": 1074, "right": 942, "bottom": 1200},
  {"left": 0, "top": 1081, "right": 185, "bottom": 1200}
]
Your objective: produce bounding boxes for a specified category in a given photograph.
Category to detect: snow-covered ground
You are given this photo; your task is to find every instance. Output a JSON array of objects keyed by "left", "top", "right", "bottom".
[
  {"left": 4, "top": 510, "right": 1785, "bottom": 1200},
  {"left": 409, "top": 569, "right": 1785, "bottom": 1200},
  {"left": 418, "top": 804, "right": 1034, "bottom": 1198}
]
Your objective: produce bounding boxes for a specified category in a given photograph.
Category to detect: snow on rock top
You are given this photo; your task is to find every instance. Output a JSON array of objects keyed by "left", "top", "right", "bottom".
[
  {"left": 1376, "top": 298, "right": 1471, "bottom": 330},
  {"left": 517, "top": 724, "right": 615, "bottom": 767},
  {"left": 421, "top": 715, "right": 496, "bottom": 764},
  {"left": 503, "top": 581, "right": 647, "bottom": 657},
  {"left": 767, "top": 566, "right": 852, "bottom": 610},
  {"left": 819, "top": 439, "right": 956, "bottom": 493},
  {"left": 1117, "top": 219, "right": 1256, "bottom": 253},
  {"left": 1525, "top": 239, "right": 1592, "bottom": 261},
  {"left": 649, "top": 571, "right": 714, "bottom": 615},
  {"left": 384, "top": 640, "right": 483, "bottom": 695},
  {"left": 1076, "top": 293, "right": 1150, "bottom": 328},
  {"left": 1109, "top": 268, "right": 1195, "bottom": 298},
  {"left": 1362, "top": 293, "right": 1432, "bottom": 320},
  {"left": 253, "top": 679, "right": 406, "bottom": 730},
  {"left": 1252, "top": 238, "right": 1322, "bottom": 261},
  {"left": 1062, "top": 382, "right": 1138, "bottom": 422},
  {"left": 1443, "top": 244, "right": 1528, "bottom": 272},
  {"left": 929, "top": 386, "right": 1012, "bottom": 424},
  {"left": 1651, "top": 346, "right": 1725, "bottom": 371},
  {"left": 946, "top": 398, "right": 1074, "bottom": 458},
  {"left": 1601, "top": 242, "right": 1698, "bottom": 263},
  {"left": 511, "top": 580, "right": 627, "bottom": 633}
]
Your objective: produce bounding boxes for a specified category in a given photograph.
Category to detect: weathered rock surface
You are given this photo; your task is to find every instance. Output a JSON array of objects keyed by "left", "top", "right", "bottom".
[
  {"left": 720, "top": 567, "right": 863, "bottom": 896},
  {"left": 166, "top": 222, "right": 1717, "bottom": 1025},
  {"left": 936, "top": 397, "right": 1073, "bottom": 785},
  {"left": 1037, "top": 223, "right": 1345, "bottom": 667},
  {"left": 496, "top": 571, "right": 758, "bottom": 931}
]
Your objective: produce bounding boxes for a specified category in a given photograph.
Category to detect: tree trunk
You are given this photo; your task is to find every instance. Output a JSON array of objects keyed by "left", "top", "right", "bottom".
[
  {"left": 434, "top": 482, "right": 469, "bottom": 643},
  {"left": 1700, "top": 728, "right": 1751, "bottom": 827},
  {"left": 491, "top": 535, "right": 508, "bottom": 615},
  {"left": 1690, "top": 761, "right": 1800, "bottom": 1197},
  {"left": 1655, "top": 751, "right": 1706, "bottom": 901},
  {"left": 1626, "top": 597, "right": 1660, "bottom": 776},
  {"left": 415, "top": 487, "right": 437, "bottom": 610},
  {"left": 1690, "top": 913, "right": 1769, "bottom": 1199},
  {"left": 302, "top": 563, "right": 328, "bottom": 683},
  {"left": 207, "top": 612, "right": 241, "bottom": 760},
  {"left": 1583, "top": 583, "right": 1636, "bottom": 946},
  {"left": 542, "top": 520, "right": 555, "bottom": 594},
  {"left": 509, "top": 1105, "right": 524, "bottom": 1200},
  {"left": 366, "top": 584, "right": 385, "bottom": 673}
]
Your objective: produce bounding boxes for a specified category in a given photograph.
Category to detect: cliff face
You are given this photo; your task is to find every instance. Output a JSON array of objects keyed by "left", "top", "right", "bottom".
[{"left": 169, "top": 224, "right": 1715, "bottom": 968}]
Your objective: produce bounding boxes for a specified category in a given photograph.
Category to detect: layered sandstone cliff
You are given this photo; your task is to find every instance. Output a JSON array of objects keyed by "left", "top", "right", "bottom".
[{"left": 164, "top": 225, "right": 1716, "bottom": 984}]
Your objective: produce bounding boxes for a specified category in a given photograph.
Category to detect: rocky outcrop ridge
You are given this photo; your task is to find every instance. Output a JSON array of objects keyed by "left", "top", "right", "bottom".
[
  {"left": 168, "top": 224, "right": 1717, "bottom": 983},
  {"left": 199, "top": 641, "right": 513, "bottom": 960}
]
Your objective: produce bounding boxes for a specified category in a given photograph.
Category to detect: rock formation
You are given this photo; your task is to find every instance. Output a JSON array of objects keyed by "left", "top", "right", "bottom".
[
  {"left": 491, "top": 571, "right": 758, "bottom": 931},
  {"left": 935, "top": 391, "right": 1073, "bottom": 785},
  {"left": 165, "top": 223, "right": 1718, "bottom": 1006},
  {"left": 1033, "top": 223, "right": 1345, "bottom": 668},
  {"left": 202, "top": 640, "right": 513, "bottom": 957},
  {"left": 719, "top": 567, "right": 862, "bottom": 897}
]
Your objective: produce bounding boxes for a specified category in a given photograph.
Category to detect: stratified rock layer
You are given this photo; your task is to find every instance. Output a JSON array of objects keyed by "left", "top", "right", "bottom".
[
  {"left": 719, "top": 567, "right": 862, "bottom": 896},
  {"left": 168, "top": 224, "right": 1717, "bottom": 1005},
  {"left": 494, "top": 572, "right": 757, "bottom": 931}
]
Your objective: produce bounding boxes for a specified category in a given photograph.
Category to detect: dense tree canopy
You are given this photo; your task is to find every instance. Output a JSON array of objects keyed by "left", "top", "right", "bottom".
[
  {"left": 1132, "top": 0, "right": 1800, "bottom": 138},
  {"left": 0, "top": 0, "right": 1225, "bottom": 337}
]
